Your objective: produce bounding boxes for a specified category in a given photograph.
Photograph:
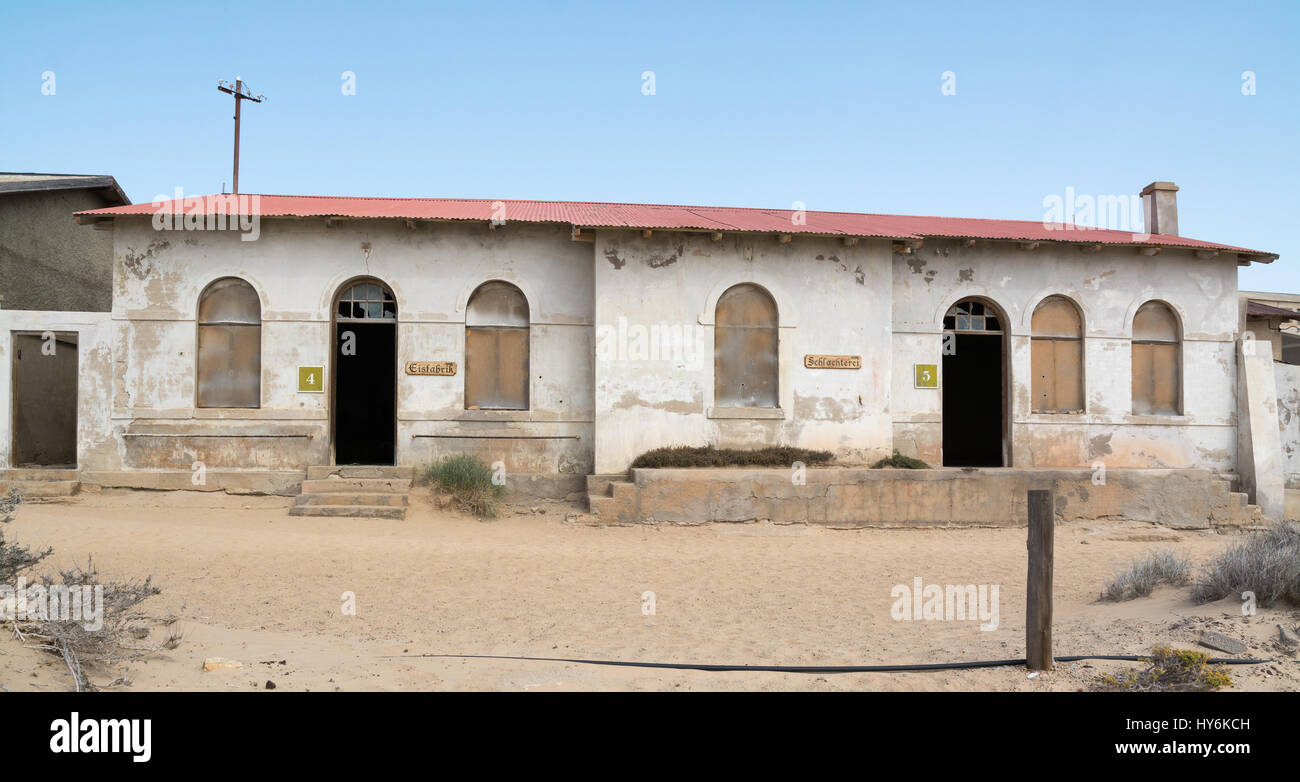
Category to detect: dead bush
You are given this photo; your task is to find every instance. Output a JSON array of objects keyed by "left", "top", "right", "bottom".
[
  {"left": 630, "top": 445, "right": 833, "bottom": 469},
  {"left": 1192, "top": 521, "right": 1300, "bottom": 607},
  {"left": 1100, "top": 550, "right": 1192, "bottom": 601},
  {"left": 871, "top": 450, "right": 931, "bottom": 469},
  {"left": 11, "top": 558, "right": 179, "bottom": 691}
]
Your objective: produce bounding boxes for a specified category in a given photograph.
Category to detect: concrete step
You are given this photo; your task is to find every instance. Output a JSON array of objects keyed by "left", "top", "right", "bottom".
[
  {"left": 0, "top": 480, "right": 79, "bottom": 498},
  {"left": 300, "top": 477, "right": 412, "bottom": 493},
  {"left": 1229, "top": 491, "right": 1248, "bottom": 508},
  {"left": 294, "top": 492, "right": 407, "bottom": 507},
  {"left": 610, "top": 481, "right": 636, "bottom": 502},
  {"left": 1, "top": 468, "right": 78, "bottom": 482},
  {"left": 588, "top": 494, "right": 618, "bottom": 519},
  {"left": 288, "top": 504, "right": 406, "bottom": 519},
  {"left": 586, "top": 474, "right": 627, "bottom": 498},
  {"left": 306, "top": 465, "right": 414, "bottom": 481}
]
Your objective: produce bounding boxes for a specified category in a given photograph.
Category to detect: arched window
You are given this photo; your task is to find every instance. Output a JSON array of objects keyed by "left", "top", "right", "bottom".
[
  {"left": 1031, "top": 296, "right": 1084, "bottom": 413},
  {"left": 197, "top": 277, "right": 261, "bottom": 408},
  {"left": 336, "top": 280, "right": 396, "bottom": 321},
  {"left": 1132, "top": 301, "right": 1181, "bottom": 415},
  {"left": 714, "top": 284, "right": 778, "bottom": 408},
  {"left": 465, "top": 282, "right": 529, "bottom": 410}
]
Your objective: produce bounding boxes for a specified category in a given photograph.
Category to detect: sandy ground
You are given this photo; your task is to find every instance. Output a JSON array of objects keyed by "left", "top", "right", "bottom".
[{"left": 1, "top": 487, "right": 1297, "bottom": 692}]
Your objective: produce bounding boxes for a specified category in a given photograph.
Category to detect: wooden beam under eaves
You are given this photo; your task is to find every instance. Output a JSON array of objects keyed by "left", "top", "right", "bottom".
[
  {"left": 1195, "top": 249, "right": 1219, "bottom": 260},
  {"left": 842, "top": 237, "right": 859, "bottom": 247},
  {"left": 1138, "top": 246, "right": 1160, "bottom": 257},
  {"left": 1018, "top": 241, "right": 1040, "bottom": 251},
  {"left": 778, "top": 234, "right": 792, "bottom": 244},
  {"left": 571, "top": 226, "right": 595, "bottom": 242},
  {"left": 711, "top": 232, "right": 723, "bottom": 242}
]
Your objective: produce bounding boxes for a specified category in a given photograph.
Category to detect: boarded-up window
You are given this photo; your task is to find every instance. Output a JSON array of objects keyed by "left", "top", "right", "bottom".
[
  {"left": 715, "top": 284, "right": 778, "bottom": 408},
  {"left": 465, "top": 282, "right": 529, "bottom": 410},
  {"left": 1031, "top": 296, "right": 1084, "bottom": 413},
  {"left": 197, "top": 277, "right": 261, "bottom": 408},
  {"left": 1132, "top": 300, "right": 1181, "bottom": 415}
]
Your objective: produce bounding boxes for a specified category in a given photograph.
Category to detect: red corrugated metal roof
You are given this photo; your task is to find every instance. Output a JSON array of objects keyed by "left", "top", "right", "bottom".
[{"left": 76, "top": 194, "right": 1277, "bottom": 259}]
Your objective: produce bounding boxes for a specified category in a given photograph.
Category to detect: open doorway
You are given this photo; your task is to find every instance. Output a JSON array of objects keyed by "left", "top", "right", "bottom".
[
  {"left": 10, "top": 331, "right": 78, "bottom": 467},
  {"left": 331, "top": 280, "right": 397, "bottom": 466},
  {"left": 941, "top": 299, "right": 1008, "bottom": 467}
]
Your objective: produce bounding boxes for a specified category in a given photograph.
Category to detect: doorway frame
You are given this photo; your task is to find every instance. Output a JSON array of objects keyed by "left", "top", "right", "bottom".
[
  {"left": 9, "top": 329, "right": 80, "bottom": 468},
  {"left": 329, "top": 277, "right": 399, "bottom": 466},
  {"left": 940, "top": 296, "right": 1013, "bottom": 467}
]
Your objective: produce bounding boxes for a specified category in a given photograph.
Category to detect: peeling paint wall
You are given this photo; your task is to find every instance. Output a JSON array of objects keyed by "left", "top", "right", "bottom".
[
  {"left": 105, "top": 218, "right": 593, "bottom": 483},
  {"left": 85, "top": 217, "right": 1260, "bottom": 488},
  {"left": 891, "top": 238, "right": 1240, "bottom": 472},
  {"left": 1274, "top": 362, "right": 1300, "bottom": 489},
  {"left": 592, "top": 231, "right": 892, "bottom": 473}
]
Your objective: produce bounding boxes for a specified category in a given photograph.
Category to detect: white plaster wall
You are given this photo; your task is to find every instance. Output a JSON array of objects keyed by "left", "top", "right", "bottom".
[
  {"left": 890, "top": 239, "right": 1240, "bottom": 471},
  {"left": 109, "top": 217, "right": 593, "bottom": 475},
  {"left": 0, "top": 310, "right": 114, "bottom": 470},
  {"left": 592, "top": 232, "right": 893, "bottom": 473}
]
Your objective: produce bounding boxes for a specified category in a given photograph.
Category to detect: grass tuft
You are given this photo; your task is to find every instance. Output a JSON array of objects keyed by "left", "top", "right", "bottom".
[{"left": 422, "top": 455, "right": 505, "bottom": 518}]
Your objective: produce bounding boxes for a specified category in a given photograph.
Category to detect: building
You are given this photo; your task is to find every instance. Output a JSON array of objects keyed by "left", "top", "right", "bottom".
[
  {"left": 0, "top": 174, "right": 127, "bottom": 470},
  {"left": 0, "top": 173, "right": 129, "bottom": 312},
  {"left": 0, "top": 180, "right": 1292, "bottom": 524}
]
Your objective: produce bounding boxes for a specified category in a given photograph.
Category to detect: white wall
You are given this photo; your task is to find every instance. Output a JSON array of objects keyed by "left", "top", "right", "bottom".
[{"left": 592, "top": 231, "right": 893, "bottom": 473}]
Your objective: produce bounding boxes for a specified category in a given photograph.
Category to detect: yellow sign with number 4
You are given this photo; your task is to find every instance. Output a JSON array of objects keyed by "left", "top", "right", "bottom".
[{"left": 298, "top": 365, "right": 324, "bottom": 393}]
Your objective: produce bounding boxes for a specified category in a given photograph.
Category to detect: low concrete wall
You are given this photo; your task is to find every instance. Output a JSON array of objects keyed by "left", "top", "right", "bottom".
[{"left": 599, "top": 468, "right": 1254, "bottom": 528}]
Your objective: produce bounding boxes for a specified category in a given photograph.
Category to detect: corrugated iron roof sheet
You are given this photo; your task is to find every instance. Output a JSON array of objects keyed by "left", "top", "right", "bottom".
[
  {"left": 1246, "top": 300, "right": 1298, "bottom": 318},
  {"left": 76, "top": 194, "right": 1277, "bottom": 259}
]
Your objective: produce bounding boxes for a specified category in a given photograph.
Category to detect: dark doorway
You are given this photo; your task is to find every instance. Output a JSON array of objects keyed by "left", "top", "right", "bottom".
[
  {"left": 11, "top": 332, "right": 78, "bottom": 467},
  {"left": 941, "top": 300, "right": 1006, "bottom": 467},
  {"left": 332, "top": 281, "right": 397, "bottom": 465}
]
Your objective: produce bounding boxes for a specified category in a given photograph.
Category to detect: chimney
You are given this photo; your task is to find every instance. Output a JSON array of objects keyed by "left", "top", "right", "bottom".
[{"left": 1140, "top": 181, "right": 1179, "bottom": 236}]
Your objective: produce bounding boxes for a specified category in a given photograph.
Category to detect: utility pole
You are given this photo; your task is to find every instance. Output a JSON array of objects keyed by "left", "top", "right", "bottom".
[{"left": 217, "top": 77, "right": 264, "bottom": 194}]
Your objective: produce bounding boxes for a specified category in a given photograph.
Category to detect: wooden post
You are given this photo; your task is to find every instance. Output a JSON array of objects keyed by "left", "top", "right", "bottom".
[{"left": 1026, "top": 489, "right": 1054, "bottom": 670}]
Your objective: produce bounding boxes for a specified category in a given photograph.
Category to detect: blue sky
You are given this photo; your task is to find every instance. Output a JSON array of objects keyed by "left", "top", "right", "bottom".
[{"left": 3, "top": 0, "right": 1297, "bottom": 289}]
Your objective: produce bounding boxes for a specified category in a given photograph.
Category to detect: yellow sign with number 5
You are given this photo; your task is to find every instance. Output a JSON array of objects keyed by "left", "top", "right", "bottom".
[{"left": 914, "top": 363, "right": 938, "bottom": 388}]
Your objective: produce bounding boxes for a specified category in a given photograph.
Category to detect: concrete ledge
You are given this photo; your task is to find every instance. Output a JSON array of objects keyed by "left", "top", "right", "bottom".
[
  {"left": 601, "top": 468, "right": 1248, "bottom": 528},
  {"left": 81, "top": 470, "right": 306, "bottom": 496}
]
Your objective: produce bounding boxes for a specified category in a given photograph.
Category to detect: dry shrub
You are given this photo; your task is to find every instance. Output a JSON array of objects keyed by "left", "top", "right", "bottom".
[
  {"left": 9, "top": 558, "right": 178, "bottom": 691},
  {"left": 630, "top": 445, "right": 833, "bottom": 469},
  {"left": 1094, "top": 647, "right": 1233, "bottom": 692},
  {"left": 0, "top": 488, "right": 20, "bottom": 522},
  {"left": 1192, "top": 521, "right": 1300, "bottom": 607},
  {"left": 1100, "top": 550, "right": 1192, "bottom": 601},
  {"left": 871, "top": 450, "right": 931, "bottom": 469}
]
